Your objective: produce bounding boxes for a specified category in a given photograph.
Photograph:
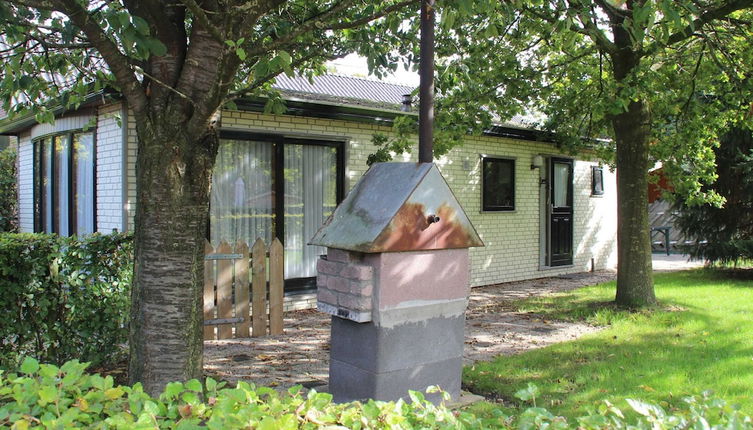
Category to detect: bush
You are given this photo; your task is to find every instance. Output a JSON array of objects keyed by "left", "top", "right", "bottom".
[
  {"left": 0, "top": 149, "right": 17, "bottom": 232},
  {"left": 1, "top": 359, "right": 751, "bottom": 429},
  {"left": 0, "top": 233, "right": 132, "bottom": 369},
  {"left": 0, "top": 358, "right": 492, "bottom": 429}
]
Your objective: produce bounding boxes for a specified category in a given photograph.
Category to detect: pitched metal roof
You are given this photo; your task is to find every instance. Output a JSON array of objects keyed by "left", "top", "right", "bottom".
[{"left": 273, "top": 74, "right": 414, "bottom": 106}]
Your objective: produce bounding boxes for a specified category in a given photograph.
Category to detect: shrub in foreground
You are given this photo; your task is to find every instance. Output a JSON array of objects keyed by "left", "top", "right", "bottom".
[
  {"left": 1, "top": 358, "right": 751, "bottom": 429},
  {"left": 0, "top": 233, "right": 132, "bottom": 368},
  {"left": 0, "top": 358, "right": 489, "bottom": 429}
]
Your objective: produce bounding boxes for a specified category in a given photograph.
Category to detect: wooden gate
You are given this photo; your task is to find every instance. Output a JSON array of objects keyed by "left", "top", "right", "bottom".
[{"left": 203, "top": 238, "right": 284, "bottom": 340}]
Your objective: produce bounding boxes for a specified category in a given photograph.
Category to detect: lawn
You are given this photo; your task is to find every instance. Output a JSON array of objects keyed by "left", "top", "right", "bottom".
[{"left": 463, "top": 269, "right": 753, "bottom": 419}]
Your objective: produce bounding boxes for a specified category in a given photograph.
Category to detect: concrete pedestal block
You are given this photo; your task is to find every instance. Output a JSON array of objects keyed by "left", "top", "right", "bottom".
[{"left": 329, "top": 312, "right": 465, "bottom": 402}]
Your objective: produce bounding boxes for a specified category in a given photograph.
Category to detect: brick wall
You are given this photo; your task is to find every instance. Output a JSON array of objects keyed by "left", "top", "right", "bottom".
[
  {"left": 316, "top": 249, "right": 374, "bottom": 322},
  {"left": 95, "top": 103, "right": 125, "bottom": 232}
]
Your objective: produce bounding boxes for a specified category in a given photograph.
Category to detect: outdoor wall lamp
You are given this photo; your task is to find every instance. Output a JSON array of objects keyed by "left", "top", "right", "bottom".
[{"left": 531, "top": 155, "right": 544, "bottom": 170}]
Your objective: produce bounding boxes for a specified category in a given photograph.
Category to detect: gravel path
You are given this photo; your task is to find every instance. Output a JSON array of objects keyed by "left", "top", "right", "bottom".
[{"left": 204, "top": 270, "right": 616, "bottom": 389}]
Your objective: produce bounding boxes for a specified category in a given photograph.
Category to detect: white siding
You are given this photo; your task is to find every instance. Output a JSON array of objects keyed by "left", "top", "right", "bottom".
[
  {"left": 17, "top": 132, "right": 34, "bottom": 233},
  {"left": 95, "top": 103, "right": 125, "bottom": 232}
]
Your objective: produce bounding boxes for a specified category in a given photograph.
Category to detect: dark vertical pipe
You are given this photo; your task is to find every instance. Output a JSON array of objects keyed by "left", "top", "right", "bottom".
[{"left": 418, "top": 0, "right": 435, "bottom": 163}]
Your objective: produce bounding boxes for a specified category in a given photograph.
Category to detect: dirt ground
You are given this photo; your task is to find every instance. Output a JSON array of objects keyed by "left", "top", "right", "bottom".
[{"left": 203, "top": 270, "right": 616, "bottom": 389}]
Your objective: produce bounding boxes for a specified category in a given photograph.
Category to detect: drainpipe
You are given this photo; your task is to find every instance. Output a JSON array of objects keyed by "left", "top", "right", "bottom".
[{"left": 418, "top": 0, "right": 435, "bottom": 164}]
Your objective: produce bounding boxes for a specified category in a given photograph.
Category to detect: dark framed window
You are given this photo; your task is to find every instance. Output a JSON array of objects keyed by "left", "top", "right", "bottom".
[
  {"left": 482, "top": 156, "right": 515, "bottom": 211},
  {"left": 33, "top": 132, "right": 96, "bottom": 235},
  {"left": 210, "top": 131, "right": 345, "bottom": 292},
  {"left": 591, "top": 166, "right": 604, "bottom": 196}
]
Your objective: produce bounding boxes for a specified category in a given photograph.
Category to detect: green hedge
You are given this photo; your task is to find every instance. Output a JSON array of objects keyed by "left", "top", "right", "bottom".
[
  {"left": 1, "top": 358, "right": 751, "bottom": 429},
  {"left": 0, "top": 233, "right": 132, "bottom": 369},
  {"left": 0, "top": 150, "right": 18, "bottom": 232}
]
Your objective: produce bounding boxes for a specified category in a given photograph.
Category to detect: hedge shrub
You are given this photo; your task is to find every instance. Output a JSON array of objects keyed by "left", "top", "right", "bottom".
[
  {"left": 0, "top": 233, "right": 132, "bottom": 369},
  {"left": 0, "top": 149, "right": 18, "bottom": 232},
  {"left": 1, "top": 358, "right": 751, "bottom": 429}
]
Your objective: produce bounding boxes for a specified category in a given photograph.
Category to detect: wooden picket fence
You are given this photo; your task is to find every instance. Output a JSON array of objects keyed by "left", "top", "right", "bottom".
[{"left": 203, "top": 238, "right": 284, "bottom": 340}]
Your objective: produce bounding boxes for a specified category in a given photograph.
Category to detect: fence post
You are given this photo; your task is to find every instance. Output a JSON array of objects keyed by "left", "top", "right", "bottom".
[
  {"left": 216, "top": 241, "right": 234, "bottom": 339},
  {"left": 269, "top": 238, "right": 284, "bottom": 335},
  {"left": 234, "top": 241, "right": 251, "bottom": 338},
  {"left": 251, "top": 238, "right": 268, "bottom": 337}
]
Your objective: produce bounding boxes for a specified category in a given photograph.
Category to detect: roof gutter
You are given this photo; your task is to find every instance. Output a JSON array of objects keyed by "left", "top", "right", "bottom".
[{"left": 0, "top": 90, "right": 119, "bottom": 135}]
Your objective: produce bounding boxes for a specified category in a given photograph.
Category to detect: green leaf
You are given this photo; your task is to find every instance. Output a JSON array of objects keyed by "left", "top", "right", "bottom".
[
  {"left": 185, "top": 379, "right": 202, "bottom": 392},
  {"left": 236, "top": 48, "right": 247, "bottom": 61},
  {"left": 20, "top": 357, "right": 39, "bottom": 375}
]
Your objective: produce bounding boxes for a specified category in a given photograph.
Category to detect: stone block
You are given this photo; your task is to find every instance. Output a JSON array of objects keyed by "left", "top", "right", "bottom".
[
  {"left": 329, "top": 356, "right": 462, "bottom": 403},
  {"left": 351, "top": 280, "right": 372, "bottom": 296},
  {"left": 327, "top": 248, "right": 361, "bottom": 263},
  {"left": 338, "top": 294, "right": 371, "bottom": 311},
  {"left": 341, "top": 264, "right": 373, "bottom": 281},
  {"left": 327, "top": 276, "right": 350, "bottom": 293},
  {"left": 317, "top": 258, "right": 344, "bottom": 276},
  {"left": 317, "top": 288, "right": 337, "bottom": 306},
  {"left": 316, "top": 274, "right": 329, "bottom": 288}
]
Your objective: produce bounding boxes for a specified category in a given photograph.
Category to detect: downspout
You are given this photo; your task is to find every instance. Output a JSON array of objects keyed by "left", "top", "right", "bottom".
[{"left": 121, "top": 103, "right": 129, "bottom": 232}]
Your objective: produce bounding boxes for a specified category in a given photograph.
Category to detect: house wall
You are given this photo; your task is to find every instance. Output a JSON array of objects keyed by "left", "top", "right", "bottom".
[
  {"left": 218, "top": 109, "right": 618, "bottom": 287},
  {"left": 17, "top": 132, "right": 33, "bottom": 233},
  {"left": 15, "top": 103, "right": 616, "bottom": 290},
  {"left": 96, "top": 103, "right": 127, "bottom": 233}
]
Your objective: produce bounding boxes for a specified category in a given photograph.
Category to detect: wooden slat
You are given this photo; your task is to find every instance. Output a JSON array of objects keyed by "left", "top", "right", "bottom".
[
  {"left": 203, "top": 241, "right": 215, "bottom": 340},
  {"left": 268, "top": 238, "right": 284, "bottom": 335},
  {"left": 216, "top": 241, "right": 234, "bottom": 339},
  {"left": 251, "top": 238, "right": 268, "bottom": 337},
  {"left": 204, "top": 317, "right": 243, "bottom": 325},
  {"left": 234, "top": 241, "right": 251, "bottom": 338}
]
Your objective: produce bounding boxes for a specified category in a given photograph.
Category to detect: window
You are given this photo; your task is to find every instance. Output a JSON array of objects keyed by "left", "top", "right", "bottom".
[
  {"left": 210, "top": 133, "right": 344, "bottom": 291},
  {"left": 482, "top": 156, "right": 515, "bottom": 211},
  {"left": 591, "top": 166, "right": 604, "bottom": 196},
  {"left": 34, "top": 132, "right": 95, "bottom": 235}
]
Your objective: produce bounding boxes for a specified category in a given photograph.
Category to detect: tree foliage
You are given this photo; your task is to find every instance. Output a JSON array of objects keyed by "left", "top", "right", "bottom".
[
  {"left": 0, "top": 0, "right": 419, "bottom": 394},
  {"left": 0, "top": 148, "right": 17, "bottom": 233},
  {"left": 377, "top": 0, "right": 753, "bottom": 306},
  {"left": 674, "top": 127, "right": 753, "bottom": 264}
]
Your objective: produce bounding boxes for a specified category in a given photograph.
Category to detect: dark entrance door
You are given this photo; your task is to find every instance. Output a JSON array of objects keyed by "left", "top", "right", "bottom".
[{"left": 549, "top": 158, "right": 573, "bottom": 266}]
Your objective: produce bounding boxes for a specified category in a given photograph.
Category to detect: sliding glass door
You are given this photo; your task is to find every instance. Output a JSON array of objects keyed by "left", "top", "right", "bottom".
[{"left": 210, "top": 134, "right": 342, "bottom": 290}]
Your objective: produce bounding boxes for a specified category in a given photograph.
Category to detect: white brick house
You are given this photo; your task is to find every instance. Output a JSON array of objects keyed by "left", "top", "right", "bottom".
[{"left": 1, "top": 75, "right": 617, "bottom": 304}]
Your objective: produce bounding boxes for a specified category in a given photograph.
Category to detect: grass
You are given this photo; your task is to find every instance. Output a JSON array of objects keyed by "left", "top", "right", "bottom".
[{"left": 462, "top": 269, "right": 753, "bottom": 419}]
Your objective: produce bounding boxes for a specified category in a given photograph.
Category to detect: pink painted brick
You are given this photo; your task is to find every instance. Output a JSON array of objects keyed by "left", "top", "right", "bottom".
[
  {"left": 339, "top": 294, "right": 371, "bottom": 311},
  {"left": 316, "top": 258, "right": 344, "bottom": 276},
  {"left": 317, "top": 288, "right": 338, "bottom": 305},
  {"left": 352, "top": 281, "right": 372, "bottom": 296},
  {"left": 316, "top": 274, "right": 329, "bottom": 288},
  {"left": 341, "top": 264, "right": 373, "bottom": 281},
  {"left": 328, "top": 276, "right": 350, "bottom": 293},
  {"left": 327, "top": 249, "right": 351, "bottom": 263}
]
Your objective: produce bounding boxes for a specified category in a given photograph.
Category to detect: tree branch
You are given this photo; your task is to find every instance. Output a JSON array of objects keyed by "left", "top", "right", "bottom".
[
  {"left": 643, "top": 0, "right": 753, "bottom": 55},
  {"left": 329, "top": 0, "right": 419, "bottom": 30},
  {"left": 179, "top": 0, "right": 224, "bottom": 42}
]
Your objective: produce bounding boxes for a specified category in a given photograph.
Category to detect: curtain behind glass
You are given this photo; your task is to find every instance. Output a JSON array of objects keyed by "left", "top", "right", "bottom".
[
  {"left": 553, "top": 162, "right": 571, "bottom": 208},
  {"left": 284, "top": 145, "right": 336, "bottom": 279},
  {"left": 42, "top": 138, "right": 54, "bottom": 233},
  {"left": 73, "top": 133, "right": 95, "bottom": 234},
  {"left": 210, "top": 140, "right": 274, "bottom": 247}
]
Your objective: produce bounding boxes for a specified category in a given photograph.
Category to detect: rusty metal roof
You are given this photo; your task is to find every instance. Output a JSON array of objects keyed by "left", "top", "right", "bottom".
[{"left": 309, "top": 162, "right": 483, "bottom": 253}]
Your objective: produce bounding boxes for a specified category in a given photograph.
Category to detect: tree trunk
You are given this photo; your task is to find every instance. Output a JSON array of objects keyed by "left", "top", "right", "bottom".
[
  {"left": 612, "top": 99, "right": 657, "bottom": 307},
  {"left": 128, "top": 117, "right": 218, "bottom": 395}
]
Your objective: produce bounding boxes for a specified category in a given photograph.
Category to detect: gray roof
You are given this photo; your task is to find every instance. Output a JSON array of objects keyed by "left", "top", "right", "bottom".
[
  {"left": 273, "top": 74, "right": 414, "bottom": 107},
  {"left": 310, "top": 162, "right": 483, "bottom": 252}
]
